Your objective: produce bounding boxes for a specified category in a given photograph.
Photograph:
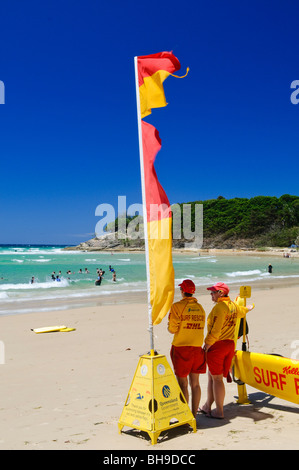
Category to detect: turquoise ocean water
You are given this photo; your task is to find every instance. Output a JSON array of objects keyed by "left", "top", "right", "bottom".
[{"left": 0, "top": 245, "right": 298, "bottom": 316}]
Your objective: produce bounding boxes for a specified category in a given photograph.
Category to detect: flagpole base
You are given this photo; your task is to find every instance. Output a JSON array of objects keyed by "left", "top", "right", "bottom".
[{"left": 118, "top": 353, "right": 196, "bottom": 445}]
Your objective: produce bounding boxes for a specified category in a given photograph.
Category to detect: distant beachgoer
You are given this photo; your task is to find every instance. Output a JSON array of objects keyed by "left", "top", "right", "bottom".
[
  {"left": 85, "top": 268, "right": 89, "bottom": 273},
  {"left": 78, "top": 269, "right": 82, "bottom": 274},
  {"left": 112, "top": 271, "right": 116, "bottom": 282},
  {"left": 268, "top": 264, "right": 273, "bottom": 273},
  {"left": 51, "top": 274, "right": 56, "bottom": 281},
  {"left": 31, "top": 276, "right": 35, "bottom": 284},
  {"left": 56, "top": 275, "right": 61, "bottom": 282},
  {"left": 109, "top": 265, "right": 115, "bottom": 273},
  {"left": 95, "top": 275, "right": 102, "bottom": 286}
]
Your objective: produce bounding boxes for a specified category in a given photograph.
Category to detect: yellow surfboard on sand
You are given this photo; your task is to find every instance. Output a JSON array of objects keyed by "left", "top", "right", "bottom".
[
  {"left": 232, "top": 286, "right": 299, "bottom": 406},
  {"left": 233, "top": 350, "right": 299, "bottom": 405},
  {"left": 31, "top": 325, "right": 76, "bottom": 333}
]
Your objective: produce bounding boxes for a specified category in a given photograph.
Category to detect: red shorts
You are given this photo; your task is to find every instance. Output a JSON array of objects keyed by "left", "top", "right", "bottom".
[
  {"left": 206, "top": 340, "right": 235, "bottom": 377},
  {"left": 170, "top": 345, "right": 206, "bottom": 378}
]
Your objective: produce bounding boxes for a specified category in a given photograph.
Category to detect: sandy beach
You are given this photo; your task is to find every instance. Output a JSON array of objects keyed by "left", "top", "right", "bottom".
[{"left": 0, "top": 280, "right": 299, "bottom": 451}]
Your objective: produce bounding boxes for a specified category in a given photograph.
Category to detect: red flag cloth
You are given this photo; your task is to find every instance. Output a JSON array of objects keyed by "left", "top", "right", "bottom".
[
  {"left": 137, "top": 51, "right": 181, "bottom": 118},
  {"left": 141, "top": 120, "right": 171, "bottom": 222},
  {"left": 137, "top": 51, "right": 181, "bottom": 87},
  {"left": 141, "top": 119, "right": 174, "bottom": 325}
]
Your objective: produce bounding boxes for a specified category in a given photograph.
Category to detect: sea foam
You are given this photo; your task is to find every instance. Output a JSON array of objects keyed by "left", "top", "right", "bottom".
[
  {"left": 226, "top": 269, "right": 262, "bottom": 278},
  {"left": 0, "top": 279, "right": 69, "bottom": 290}
]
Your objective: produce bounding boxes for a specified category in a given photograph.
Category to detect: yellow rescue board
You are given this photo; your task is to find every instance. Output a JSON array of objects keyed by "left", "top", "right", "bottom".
[
  {"left": 234, "top": 350, "right": 299, "bottom": 404},
  {"left": 31, "top": 325, "right": 75, "bottom": 334}
]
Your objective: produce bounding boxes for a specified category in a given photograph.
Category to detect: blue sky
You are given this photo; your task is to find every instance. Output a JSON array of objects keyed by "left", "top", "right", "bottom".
[{"left": 0, "top": 0, "right": 299, "bottom": 244}]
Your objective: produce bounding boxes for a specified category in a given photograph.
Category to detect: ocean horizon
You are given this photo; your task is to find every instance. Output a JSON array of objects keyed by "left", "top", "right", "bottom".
[{"left": 0, "top": 244, "right": 298, "bottom": 317}]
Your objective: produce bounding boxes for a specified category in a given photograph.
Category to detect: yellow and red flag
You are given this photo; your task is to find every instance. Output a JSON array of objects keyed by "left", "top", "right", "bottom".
[
  {"left": 141, "top": 120, "right": 174, "bottom": 325},
  {"left": 135, "top": 51, "right": 187, "bottom": 326},
  {"left": 137, "top": 51, "right": 181, "bottom": 119}
]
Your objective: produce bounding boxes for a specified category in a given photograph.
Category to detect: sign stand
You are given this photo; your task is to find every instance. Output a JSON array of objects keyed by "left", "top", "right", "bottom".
[
  {"left": 233, "top": 286, "right": 251, "bottom": 405},
  {"left": 118, "top": 352, "right": 196, "bottom": 445}
]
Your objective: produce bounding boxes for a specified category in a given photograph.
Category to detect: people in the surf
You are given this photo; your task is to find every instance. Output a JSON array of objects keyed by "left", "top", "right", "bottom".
[
  {"left": 109, "top": 265, "right": 116, "bottom": 281},
  {"left": 95, "top": 268, "right": 105, "bottom": 286},
  {"left": 31, "top": 276, "right": 35, "bottom": 284},
  {"left": 268, "top": 264, "right": 273, "bottom": 273}
]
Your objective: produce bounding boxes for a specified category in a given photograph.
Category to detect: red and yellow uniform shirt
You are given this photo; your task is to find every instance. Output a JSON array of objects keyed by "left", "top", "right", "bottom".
[
  {"left": 205, "top": 296, "right": 248, "bottom": 346},
  {"left": 168, "top": 297, "right": 205, "bottom": 347}
]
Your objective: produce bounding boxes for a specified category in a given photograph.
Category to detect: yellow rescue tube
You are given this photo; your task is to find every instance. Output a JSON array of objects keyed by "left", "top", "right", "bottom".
[{"left": 234, "top": 350, "right": 299, "bottom": 405}]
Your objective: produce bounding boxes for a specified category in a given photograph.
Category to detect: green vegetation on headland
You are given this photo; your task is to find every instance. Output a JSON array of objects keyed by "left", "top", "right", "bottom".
[
  {"left": 66, "top": 194, "right": 299, "bottom": 251},
  {"left": 184, "top": 194, "right": 299, "bottom": 249}
]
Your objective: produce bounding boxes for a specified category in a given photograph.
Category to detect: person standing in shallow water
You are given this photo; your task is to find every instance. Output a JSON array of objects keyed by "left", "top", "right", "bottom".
[
  {"left": 168, "top": 280, "right": 206, "bottom": 417},
  {"left": 268, "top": 264, "right": 273, "bottom": 273}
]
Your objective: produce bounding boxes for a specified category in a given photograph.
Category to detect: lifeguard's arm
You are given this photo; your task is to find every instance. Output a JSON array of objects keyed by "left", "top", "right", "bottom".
[
  {"left": 167, "top": 305, "right": 180, "bottom": 334},
  {"left": 204, "top": 304, "right": 226, "bottom": 349},
  {"left": 237, "top": 304, "right": 255, "bottom": 319}
]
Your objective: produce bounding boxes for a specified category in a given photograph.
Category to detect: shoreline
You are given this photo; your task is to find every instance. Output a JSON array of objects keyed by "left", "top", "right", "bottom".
[
  {"left": 1, "top": 284, "right": 299, "bottom": 450},
  {"left": 1, "top": 273, "right": 299, "bottom": 319},
  {"left": 1, "top": 247, "right": 298, "bottom": 318},
  {"left": 65, "top": 246, "right": 299, "bottom": 258}
]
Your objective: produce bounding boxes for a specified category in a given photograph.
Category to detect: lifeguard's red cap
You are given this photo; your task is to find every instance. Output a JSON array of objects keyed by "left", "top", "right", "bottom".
[
  {"left": 179, "top": 279, "right": 196, "bottom": 294},
  {"left": 207, "top": 282, "right": 229, "bottom": 295}
]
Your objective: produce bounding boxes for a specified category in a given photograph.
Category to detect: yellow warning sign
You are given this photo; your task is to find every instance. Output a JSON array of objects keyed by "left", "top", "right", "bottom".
[
  {"left": 239, "top": 286, "right": 251, "bottom": 298},
  {"left": 118, "top": 353, "right": 196, "bottom": 445}
]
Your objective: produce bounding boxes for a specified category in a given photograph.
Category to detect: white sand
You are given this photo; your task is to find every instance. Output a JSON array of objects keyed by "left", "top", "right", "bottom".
[{"left": 0, "top": 284, "right": 299, "bottom": 450}]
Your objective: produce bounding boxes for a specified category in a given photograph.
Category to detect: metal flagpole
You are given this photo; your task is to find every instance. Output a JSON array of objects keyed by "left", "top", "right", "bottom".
[{"left": 134, "top": 56, "right": 154, "bottom": 355}]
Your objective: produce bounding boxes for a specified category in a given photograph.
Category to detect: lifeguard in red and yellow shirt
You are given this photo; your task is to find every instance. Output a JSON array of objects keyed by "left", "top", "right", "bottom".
[
  {"left": 168, "top": 279, "right": 206, "bottom": 417},
  {"left": 201, "top": 282, "right": 254, "bottom": 419}
]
